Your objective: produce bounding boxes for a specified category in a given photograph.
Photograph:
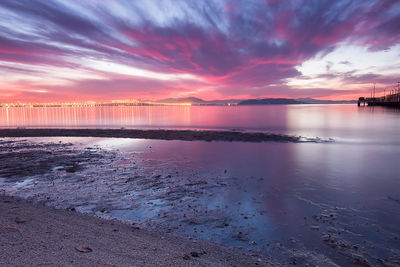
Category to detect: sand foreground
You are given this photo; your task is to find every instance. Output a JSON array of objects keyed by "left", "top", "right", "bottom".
[{"left": 0, "top": 195, "right": 277, "bottom": 266}]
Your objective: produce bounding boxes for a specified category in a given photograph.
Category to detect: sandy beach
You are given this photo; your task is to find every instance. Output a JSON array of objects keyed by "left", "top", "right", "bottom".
[
  {"left": 0, "top": 195, "right": 277, "bottom": 266},
  {"left": 0, "top": 136, "right": 279, "bottom": 266}
]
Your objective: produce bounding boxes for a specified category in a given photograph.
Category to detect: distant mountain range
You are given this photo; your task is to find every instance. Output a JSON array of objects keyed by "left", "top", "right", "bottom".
[
  {"left": 238, "top": 98, "right": 302, "bottom": 105},
  {"left": 157, "top": 97, "right": 241, "bottom": 105},
  {"left": 157, "top": 97, "right": 206, "bottom": 104},
  {"left": 156, "top": 97, "right": 356, "bottom": 105},
  {"left": 295, "top": 98, "right": 356, "bottom": 104}
]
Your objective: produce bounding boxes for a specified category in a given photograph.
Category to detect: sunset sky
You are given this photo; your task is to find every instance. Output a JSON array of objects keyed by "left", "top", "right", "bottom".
[{"left": 0, "top": 0, "right": 399, "bottom": 103}]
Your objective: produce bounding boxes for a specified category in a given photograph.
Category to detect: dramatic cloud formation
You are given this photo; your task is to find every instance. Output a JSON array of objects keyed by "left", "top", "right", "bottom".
[{"left": 0, "top": 0, "right": 399, "bottom": 102}]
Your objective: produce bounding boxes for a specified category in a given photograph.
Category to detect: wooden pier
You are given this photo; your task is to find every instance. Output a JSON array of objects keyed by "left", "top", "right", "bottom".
[{"left": 358, "top": 83, "right": 400, "bottom": 107}]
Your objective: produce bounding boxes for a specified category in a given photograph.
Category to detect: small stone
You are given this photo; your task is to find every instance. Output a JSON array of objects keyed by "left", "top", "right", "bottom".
[
  {"left": 322, "top": 235, "right": 330, "bottom": 242},
  {"left": 182, "top": 254, "right": 190, "bottom": 260},
  {"left": 66, "top": 167, "right": 76, "bottom": 173},
  {"left": 190, "top": 251, "right": 199, "bottom": 257},
  {"left": 100, "top": 208, "right": 105, "bottom": 213},
  {"left": 352, "top": 258, "right": 369, "bottom": 266},
  {"left": 75, "top": 247, "right": 92, "bottom": 253},
  {"left": 15, "top": 217, "right": 26, "bottom": 223}
]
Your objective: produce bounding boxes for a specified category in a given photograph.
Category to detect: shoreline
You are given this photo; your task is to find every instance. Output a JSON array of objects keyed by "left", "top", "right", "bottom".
[
  {"left": 0, "top": 195, "right": 277, "bottom": 266},
  {"left": 0, "top": 128, "right": 330, "bottom": 143}
]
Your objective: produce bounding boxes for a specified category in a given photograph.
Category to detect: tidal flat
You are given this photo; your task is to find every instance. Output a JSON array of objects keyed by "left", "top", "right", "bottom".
[{"left": 1, "top": 136, "right": 400, "bottom": 266}]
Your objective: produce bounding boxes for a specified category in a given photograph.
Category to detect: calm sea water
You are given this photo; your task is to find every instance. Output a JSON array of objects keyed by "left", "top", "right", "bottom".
[
  {"left": 1, "top": 104, "right": 400, "bottom": 143},
  {"left": 1, "top": 104, "right": 399, "bottom": 265}
]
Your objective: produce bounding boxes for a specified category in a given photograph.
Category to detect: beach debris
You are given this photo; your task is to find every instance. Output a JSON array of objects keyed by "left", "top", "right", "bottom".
[
  {"left": 182, "top": 254, "right": 191, "bottom": 260},
  {"left": 190, "top": 251, "right": 199, "bottom": 257},
  {"left": 15, "top": 217, "right": 26, "bottom": 223},
  {"left": 100, "top": 208, "right": 105, "bottom": 213},
  {"left": 75, "top": 246, "right": 93, "bottom": 253},
  {"left": 311, "top": 226, "right": 320, "bottom": 231}
]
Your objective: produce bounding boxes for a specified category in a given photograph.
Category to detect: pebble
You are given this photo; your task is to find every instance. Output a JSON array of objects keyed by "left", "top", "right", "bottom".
[
  {"left": 190, "top": 251, "right": 199, "bottom": 257},
  {"left": 15, "top": 217, "right": 26, "bottom": 223},
  {"left": 75, "top": 246, "right": 93, "bottom": 253}
]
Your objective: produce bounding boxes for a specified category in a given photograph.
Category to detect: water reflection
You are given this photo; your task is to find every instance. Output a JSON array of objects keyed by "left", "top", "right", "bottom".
[
  {"left": 132, "top": 139, "right": 400, "bottom": 264},
  {"left": 2, "top": 105, "right": 400, "bottom": 143},
  {"left": 0, "top": 105, "right": 290, "bottom": 131}
]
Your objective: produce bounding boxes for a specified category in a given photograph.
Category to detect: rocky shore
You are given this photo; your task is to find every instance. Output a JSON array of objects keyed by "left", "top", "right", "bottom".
[{"left": 0, "top": 128, "right": 331, "bottom": 143}]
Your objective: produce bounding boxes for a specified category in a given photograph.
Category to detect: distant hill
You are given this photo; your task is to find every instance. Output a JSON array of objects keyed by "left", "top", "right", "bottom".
[
  {"left": 296, "top": 98, "right": 356, "bottom": 104},
  {"left": 156, "top": 97, "right": 241, "bottom": 105},
  {"left": 157, "top": 97, "right": 206, "bottom": 104},
  {"left": 155, "top": 97, "right": 356, "bottom": 106},
  {"left": 238, "top": 98, "right": 303, "bottom": 105}
]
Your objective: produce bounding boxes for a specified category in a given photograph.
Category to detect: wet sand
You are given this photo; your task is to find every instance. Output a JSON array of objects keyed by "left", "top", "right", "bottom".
[
  {"left": 0, "top": 195, "right": 277, "bottom": 266},
  {"left": 0, "top": 128, "right": 330, "bottom": 143}
]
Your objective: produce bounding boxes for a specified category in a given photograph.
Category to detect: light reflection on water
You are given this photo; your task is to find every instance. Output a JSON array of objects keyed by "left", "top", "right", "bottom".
[
  {"left": 129, "top": 139, "right": 400, "bottom": 264},
  {"left": 1, "top": 105, "right": 400, "bottom": 142}
]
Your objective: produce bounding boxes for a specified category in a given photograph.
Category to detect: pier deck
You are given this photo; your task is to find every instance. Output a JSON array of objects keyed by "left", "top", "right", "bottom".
[{"left": 358, "top": 92, "right": 400, "bottom": 107}]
